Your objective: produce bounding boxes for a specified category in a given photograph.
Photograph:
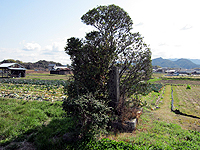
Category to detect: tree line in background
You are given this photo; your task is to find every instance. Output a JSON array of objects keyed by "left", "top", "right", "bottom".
[{"left": 0, "top": 59, "right": 63, "bottom": 70}]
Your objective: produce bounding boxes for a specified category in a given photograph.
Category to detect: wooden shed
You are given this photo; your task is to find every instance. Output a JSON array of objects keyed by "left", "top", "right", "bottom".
[{"left": 0, "top": 63, "right": 26, "bottom": 78}]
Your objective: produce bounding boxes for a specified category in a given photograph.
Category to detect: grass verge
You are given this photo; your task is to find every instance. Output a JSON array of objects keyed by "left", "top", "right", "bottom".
[{"left": 0, "top": 98, "right": 74, "bottom": 150}]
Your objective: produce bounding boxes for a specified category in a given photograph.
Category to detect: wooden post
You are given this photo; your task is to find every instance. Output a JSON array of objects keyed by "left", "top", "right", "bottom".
[
  {"left": 108, "top": 66, "right": 120, "bottom": 108},
  {"left": 6, "top": 69, "right": 8, "bottom": 78}
]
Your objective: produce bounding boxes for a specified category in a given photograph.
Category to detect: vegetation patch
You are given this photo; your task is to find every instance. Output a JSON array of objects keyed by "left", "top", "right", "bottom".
[
  {"left": 0, "top": 79, "right": 69, "bottom": 101},
  {"left": 139, "top": 84, "right": 164, "bottom": 110},
  {"left": 1, "top": 93, "right": 200, "bottom": 149},
  {"left": 173, "top": 85, "right": 200, "bottom": 118},
  {"left": 0, "top": 98, "right": 76, "bottom": 149}
]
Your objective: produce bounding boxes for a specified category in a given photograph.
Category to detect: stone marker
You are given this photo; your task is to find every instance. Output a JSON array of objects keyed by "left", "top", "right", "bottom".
[{"left": 108, "top": 66, "right": 120, "bottom": 108}]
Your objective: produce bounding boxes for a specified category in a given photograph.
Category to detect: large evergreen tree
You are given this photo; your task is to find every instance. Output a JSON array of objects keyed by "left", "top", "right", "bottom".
[
  {"left": 65, "top": 4, "right": 152, "bottom": 102},
  {"left": 63, "top": 4, "right": 152, "bottom": 138}
]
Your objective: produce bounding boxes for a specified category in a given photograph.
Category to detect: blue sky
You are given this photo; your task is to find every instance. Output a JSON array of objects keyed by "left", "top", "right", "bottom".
[{"left": 0, "top": 0, "right": 199, "bottom": 65}]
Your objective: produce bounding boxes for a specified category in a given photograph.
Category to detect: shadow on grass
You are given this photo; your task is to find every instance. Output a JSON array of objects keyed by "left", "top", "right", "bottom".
[
  {"left": 0, "top": 117, "right": 77, "bottom": 150},
  {"left": 172, "top": 109, "right": 200, "bottom": 119}
]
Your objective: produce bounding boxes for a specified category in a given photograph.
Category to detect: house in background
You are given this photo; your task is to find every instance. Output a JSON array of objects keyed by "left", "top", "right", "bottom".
[
  {"left": 177, "top": 69, "right": 195, "bottom": 75},
  {"left": 0, "top": 63, "right": 26, "bottom": 78},
  {"left": 48, "top": 64, "right": 56, "bottom": 71},
  {"left": 49, "top": 64, "right": 72, "bottom": 75}
]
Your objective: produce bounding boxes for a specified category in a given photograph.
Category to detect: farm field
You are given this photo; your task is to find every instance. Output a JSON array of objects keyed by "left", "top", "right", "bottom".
[
  {"left": 0, "top": 73, "right": 200, "bottom": 149},
  {"left": 0, "top": 79, "right": 68, "bottom": 101},
  {"left": 151, "top": 85, "right": 200, "bottom": 132},
  {"left": 173, "top": 85, "right": 200, "bottom": 118},
  {"left": 139, "top": 73, "right": 200, "bottom": 132},
  {"left": 24, "top": 70, "right": 72, "bottom": 80},
  {"left": 156, "top": 79, "right": 200, "bottom": 85},
  {"left": 150, "top": 75, "right": 200, "bottom": 131},
  {"left": 1, "top": 96, "right": 200, "bottom": 150}
]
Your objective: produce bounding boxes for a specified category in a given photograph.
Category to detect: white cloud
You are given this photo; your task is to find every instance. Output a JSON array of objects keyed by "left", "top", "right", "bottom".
[
  {"left": 19, "top": 40, "right": 26, "bottom": 45},
  {"left": 23, "top": 42, "right": 41, "bottom": 51},
  {"left": 45, "top": 37, "right": 68, "bottom": 52},
  {"left": 44, "top": 45, "right": 53, "bottom": 51},
  {"left": 180, "top": 24, "right": 193, "bottom": 30},
  {"left": 0, "top": 37, "right": 71, "bottom": 65}
]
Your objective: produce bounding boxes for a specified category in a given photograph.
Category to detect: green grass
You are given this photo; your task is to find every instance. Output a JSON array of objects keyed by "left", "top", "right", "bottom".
[
  {"left": 131, "top": 113, "right": 200, "bottom": 149},
  {"left": 148, "top": 77, "right": 162, "bottom": 83},
  {"left": 91, "top": 112, "right": 200, "bottom": 150},
  {"left": 161, "top": 76, "right": 200, "bottom": 81},
  {"left": 24, "top": 73, "right": 72, "bottom": 80},
  {"left": 0, "top": 98, "right": 74, "bottom": 149},
  {"left": 1, "top": 87, "right": 200, "bottom": 149},
  {"left": 152, "top": 73, "right": 166, "bottom": 78},
  {"left": 140, "top": 87, "right": 164, "bottom": 110}
]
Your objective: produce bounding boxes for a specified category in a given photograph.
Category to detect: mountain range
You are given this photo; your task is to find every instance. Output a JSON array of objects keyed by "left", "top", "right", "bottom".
[{"left": 152, "top": 57, "right": 200, "bottom": 69}]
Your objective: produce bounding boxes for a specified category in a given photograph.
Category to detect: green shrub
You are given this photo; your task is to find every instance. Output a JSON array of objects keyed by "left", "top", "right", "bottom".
[
  {"left": 82, "top": 138, "right": 137, "bottom": 150},
  {"left": 62, "top": 93, "right": 111, "bottom": 139},
  {"left": 186, "top": 84, "right": 191, "bottom": 89}
]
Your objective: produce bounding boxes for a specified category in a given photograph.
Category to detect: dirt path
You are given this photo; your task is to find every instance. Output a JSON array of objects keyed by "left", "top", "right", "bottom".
[{"left": 152, "top": 85, "right": 200, "bottom": 132}]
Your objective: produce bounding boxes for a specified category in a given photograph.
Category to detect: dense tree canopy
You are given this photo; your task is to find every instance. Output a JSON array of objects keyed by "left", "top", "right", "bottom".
[
  {"left": 65, "top": 4, "right": 152, "bottom": 101},
  {"left": 63, "top": 4, "right": 152, "bottom": 139}
]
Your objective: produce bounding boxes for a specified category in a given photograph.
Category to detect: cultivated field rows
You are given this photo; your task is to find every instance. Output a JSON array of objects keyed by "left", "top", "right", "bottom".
[
  {"left": 173, "top": 85, "right": 200, "bottom": 118},
  {"left": 0, "top": 83, "right": 67, "bottom": 101}
]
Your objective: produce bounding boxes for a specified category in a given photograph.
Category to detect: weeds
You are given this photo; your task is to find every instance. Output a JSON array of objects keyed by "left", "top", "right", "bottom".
[{"left": 186, "top": 84, "right": 191, "bottom": 89}]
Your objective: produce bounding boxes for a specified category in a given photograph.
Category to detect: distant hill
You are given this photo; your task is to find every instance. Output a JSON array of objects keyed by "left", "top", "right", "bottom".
[
  {"left": 152, "top": 57, "right": 200, "bottom": 69},
  {"left": 188, "top": 59, "right": 200, "bottom": 65},
  {"left": 168, "top": 58, "right": 200, "bottom": 65},
  {"left": 0, "top": 59, "right": 63, "bottom": 70},
  {"left": 152, "top": 57, "right": 179, "bottom": 68}
]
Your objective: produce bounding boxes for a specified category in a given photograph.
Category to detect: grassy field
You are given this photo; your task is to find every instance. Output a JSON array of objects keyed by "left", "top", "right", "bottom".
[
  {"left": 173, "top": 85, "right": 200, "bottom": 118},
  {"left": 1, "top": 97, "right": 199, "bottom": 150},
  {"left": 24, "top": 70, "right": 72, "bottom": 80},
  {"left": 0, "top": 98, "right": 74, "bottom": 150},
  {"left": 0, "top": 72, "right": 200, "bottom": 149}
]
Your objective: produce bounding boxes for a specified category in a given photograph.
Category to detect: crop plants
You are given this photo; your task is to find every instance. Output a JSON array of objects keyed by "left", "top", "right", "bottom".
[{"left": 0, "top": 79, "right": 69, "bottom": 101}]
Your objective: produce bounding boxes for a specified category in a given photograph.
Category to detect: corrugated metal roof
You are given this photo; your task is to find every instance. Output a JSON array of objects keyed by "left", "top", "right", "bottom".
[
  {"left": 9, "top": 68, "right": 27, "bottom": 70},
  {"left": 0, "top": 63, "right": 16, "bottom": 68},
  {"left": 0, "top": 63, "right": 26, "bottom": 70}
]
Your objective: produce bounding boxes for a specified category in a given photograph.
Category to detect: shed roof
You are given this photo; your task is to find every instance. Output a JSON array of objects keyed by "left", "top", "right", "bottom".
[
  {"left": 0, "top": 63, "right": 16, "bottom": 68},
  {"left": 0, "top": 63, "right": 26, "bottom": 70},
  {"left": 55, "top": 66, "right": 70, "bottom": 71},
  {"left": 9, "top": 68, "right": 27, "bottom": 71}
]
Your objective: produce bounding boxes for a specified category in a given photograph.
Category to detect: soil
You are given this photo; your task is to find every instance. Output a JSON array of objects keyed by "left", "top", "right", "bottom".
[
  {"left": 26, "top": 70, "right": 50, "bottom": 74},
  {"left": 155, "top": 79, "right": 200, "bottom": 85}
]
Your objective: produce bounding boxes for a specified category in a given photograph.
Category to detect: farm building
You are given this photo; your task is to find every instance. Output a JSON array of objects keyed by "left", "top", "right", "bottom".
[
  {"left": 48, "top": 64, "right": 56, "bottom": 71},
  {"left": 177, "top": 69, "right": 195, "bottom": 75},
  {"left": 50, "top": 65, "right": 72, "bottom": 75},
  {"left": 0, "top": 63, "right": 27, "bottom": 78}
]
